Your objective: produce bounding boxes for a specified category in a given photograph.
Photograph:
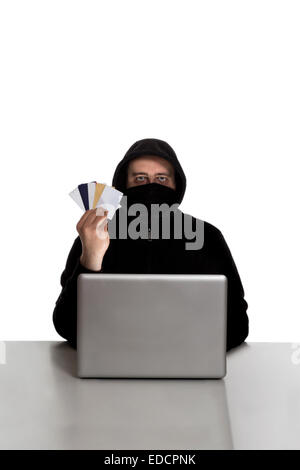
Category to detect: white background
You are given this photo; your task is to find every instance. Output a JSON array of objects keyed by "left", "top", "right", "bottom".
[{"left": 1, "top": 0, "right": 299, "bottom": 341}]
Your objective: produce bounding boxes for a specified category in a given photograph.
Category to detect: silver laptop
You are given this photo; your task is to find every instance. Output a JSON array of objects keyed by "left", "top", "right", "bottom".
[{"left": 77, "top": 274, "right": 228, "bottom": 379}]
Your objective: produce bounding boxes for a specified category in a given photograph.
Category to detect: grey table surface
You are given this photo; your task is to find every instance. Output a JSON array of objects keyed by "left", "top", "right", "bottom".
[{"left": 0, "top": 341, "right": 299, "bottom": 450}]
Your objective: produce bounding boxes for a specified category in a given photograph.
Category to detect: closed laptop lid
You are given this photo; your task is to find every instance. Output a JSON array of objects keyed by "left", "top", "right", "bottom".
[{"left": 77, "top": 274, "right": 227, "bottom": 378}]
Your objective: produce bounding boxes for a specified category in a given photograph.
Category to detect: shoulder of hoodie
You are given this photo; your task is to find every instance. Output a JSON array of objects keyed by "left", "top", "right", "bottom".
[{"left": 177, "top": 209, "right": 225, "bottom": 242}]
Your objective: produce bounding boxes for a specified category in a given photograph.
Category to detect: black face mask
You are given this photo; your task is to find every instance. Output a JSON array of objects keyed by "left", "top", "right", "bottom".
[
  {"left": 121, "top": 183, "right": 179, "bottom": 235},
  {"left": 123, "top": 182, "right": 178, "bottom": 211},
  {"left": 116, "top": 183, "right": 181, "bottom": 239}
]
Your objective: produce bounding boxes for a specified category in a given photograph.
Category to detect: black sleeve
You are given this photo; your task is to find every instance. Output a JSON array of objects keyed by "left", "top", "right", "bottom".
[
  {"left": 52, "top": 236, "right": 103, "bottom": 349},
  {"left": 214, "top": 229, "right": 249, "bottom": 352}
]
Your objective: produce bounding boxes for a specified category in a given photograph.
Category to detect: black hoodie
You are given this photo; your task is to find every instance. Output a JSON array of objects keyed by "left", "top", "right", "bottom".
[{"left": 52, "top": 138, "right": 249, "bottom": 351}]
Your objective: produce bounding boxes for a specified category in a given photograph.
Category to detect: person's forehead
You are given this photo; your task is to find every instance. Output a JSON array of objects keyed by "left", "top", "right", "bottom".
[{"left": 127, "top": 155, "right": 174, "bottom": 173}]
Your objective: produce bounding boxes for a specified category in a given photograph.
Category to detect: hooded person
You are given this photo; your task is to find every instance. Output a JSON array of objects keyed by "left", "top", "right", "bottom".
[{"left": 52, "top": 138, "right": 249, "bottom": 351}]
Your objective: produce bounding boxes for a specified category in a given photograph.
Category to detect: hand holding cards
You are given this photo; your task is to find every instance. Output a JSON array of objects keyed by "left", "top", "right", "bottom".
[
  {"left": 69, "top": 181, "right": 123, "bottom": 271},
  {"left": 69, "top": 181, "right": 123, "bottom": 220}
]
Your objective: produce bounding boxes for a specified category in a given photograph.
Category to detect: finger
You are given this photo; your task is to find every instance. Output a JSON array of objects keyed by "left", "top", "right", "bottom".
[
  {"left": 77, "top": 209, "right": 92, "bottom": 230},
  {"left": 91, "top": 209, "right": 109, "bottom": 225},
  {"left": 96, "top": 219, "right": 109, "bottom": 239},
  {"left": 93, "top": 215, "right": 108, "bottom": 231},
  {"left": 77, "top": 209, "right": 98, "bottom": 230},
  {"left": 95, "top": 206, "right": 107, "bottom": 217}
]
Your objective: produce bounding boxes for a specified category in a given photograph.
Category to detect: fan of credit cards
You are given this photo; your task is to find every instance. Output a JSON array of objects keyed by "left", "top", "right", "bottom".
[{"left": 69, "top": 181, "right": 123, "bottom": 220}]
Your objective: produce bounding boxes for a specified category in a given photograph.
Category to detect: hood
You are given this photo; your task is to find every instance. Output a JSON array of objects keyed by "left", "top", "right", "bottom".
[{"left": 111, "top": 138, "right": 186, "bottom": 205}]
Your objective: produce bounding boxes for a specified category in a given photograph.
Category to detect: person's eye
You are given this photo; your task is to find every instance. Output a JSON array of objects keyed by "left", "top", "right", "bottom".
[
  {"left": 157, "top": 176, "right": 167, "bottom": 182},
  {"left": 136, "top": 176, "right": 146, "bottom": 182}
]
